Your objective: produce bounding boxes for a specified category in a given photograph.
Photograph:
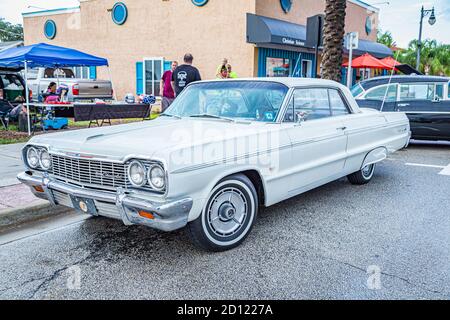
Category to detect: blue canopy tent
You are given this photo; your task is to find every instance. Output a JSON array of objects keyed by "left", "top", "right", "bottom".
[{"left": 0, "top": 43, "right": 110, "bottom": 135}]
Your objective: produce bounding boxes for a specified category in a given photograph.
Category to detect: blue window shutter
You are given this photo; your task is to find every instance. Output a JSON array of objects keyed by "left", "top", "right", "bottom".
[
  {"left": 89, "top": 66, "right": 97, "bottom": 79},
  {"left": 163, "top": 60, "right": 172, "bottom": 72},
  {"left": 136, "top": 62, "right": 143, "bottom": 95},
  {"left": 341, "top": 68, "right": 347, "bottom": 85}
]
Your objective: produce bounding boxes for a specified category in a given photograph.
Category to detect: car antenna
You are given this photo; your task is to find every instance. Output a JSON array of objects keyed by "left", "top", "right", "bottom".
[{"left": 380, "top": 50, "right": 401, "bottom": 112}]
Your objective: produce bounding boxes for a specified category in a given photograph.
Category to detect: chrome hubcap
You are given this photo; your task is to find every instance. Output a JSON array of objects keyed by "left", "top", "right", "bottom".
[
  {"left": 362, "top": 164, "right": 373, "bottom": 177},
  {"left": 207, "top": 187, "right": 248, "bottom": 237}
]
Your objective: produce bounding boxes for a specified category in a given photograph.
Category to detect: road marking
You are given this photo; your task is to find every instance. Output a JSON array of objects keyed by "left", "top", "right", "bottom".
[
  {"left": 405, "top": 162, "right": 450, "bottom": 176},
  {"left": 439, "top": 164, "right": 450, "bottom": 176},
  {"left": 405, "top": 163, "right": 445, "bottom": 169}
]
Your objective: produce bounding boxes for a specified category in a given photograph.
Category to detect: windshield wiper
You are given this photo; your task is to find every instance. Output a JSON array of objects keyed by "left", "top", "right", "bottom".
[
  {"left": 160, "top": 113, "right": 181, "bottom": 119},
  {"left": 189, "top": 114, "right": 235, "bottom": 122}
]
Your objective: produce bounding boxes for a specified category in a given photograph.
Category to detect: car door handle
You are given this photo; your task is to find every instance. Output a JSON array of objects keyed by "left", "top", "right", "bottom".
[
  {"left": 336, "top": 126, "right": 347, "bottom": 131},
  {"left": 397, "top": 103, "right": 410, "bottom": 107}
]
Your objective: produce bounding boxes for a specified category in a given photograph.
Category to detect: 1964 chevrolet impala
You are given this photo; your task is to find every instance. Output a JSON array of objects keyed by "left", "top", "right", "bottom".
[{"left": 18, "top": 78, "right": 410, "bottom": 251}]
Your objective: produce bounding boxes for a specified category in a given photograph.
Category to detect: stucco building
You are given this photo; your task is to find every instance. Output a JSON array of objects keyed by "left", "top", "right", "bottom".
[{"left": 22, "top": 0, "right": 391, "bottom": 99}]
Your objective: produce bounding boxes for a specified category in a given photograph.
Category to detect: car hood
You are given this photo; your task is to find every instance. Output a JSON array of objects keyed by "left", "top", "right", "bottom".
[{"left": 28, "top": 117, "right": 280, "bottom": 166}]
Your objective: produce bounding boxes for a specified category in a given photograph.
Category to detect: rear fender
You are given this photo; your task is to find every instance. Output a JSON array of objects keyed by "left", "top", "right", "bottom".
[{"left": 361, "top": 147, "right": 388, "bottom": 169}]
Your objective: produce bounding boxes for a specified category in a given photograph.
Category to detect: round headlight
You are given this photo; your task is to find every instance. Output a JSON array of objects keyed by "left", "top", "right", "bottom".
[
  {"left": 39, "top": 149, "right": 52, "bottom": 170},
  {"left": 148, "top": 164, "right": 165, "bottom": 191},
  {"left": 127, "top": 161, "right": 146, "bottom": 187},
  {"left": 26, "top": 147, "right": 40, "bottom": 169}
]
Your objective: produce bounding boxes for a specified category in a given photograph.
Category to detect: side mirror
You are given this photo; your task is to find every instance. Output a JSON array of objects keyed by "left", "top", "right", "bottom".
[
  {"left": 295, "top": 111, "right": 309, "bottom": 125},
  {"left": 432, "top": 96, "right": 441, "bottom": 103}
]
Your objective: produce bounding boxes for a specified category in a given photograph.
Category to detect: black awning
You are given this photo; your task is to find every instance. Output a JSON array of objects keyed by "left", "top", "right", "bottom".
[
  {"left": 345, "top": 39, "right": 393, "bottom": 59},
  {"left": 247, "top": 13, "right": 307, "bottom": 48},
  {"left": 247, "top": 13, "right": 393, "bottom": 58}
]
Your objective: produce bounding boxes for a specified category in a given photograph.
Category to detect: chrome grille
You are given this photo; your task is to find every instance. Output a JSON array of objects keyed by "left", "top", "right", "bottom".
[{"left": 50, "top": 154, "right": 127, "bottom": 190}]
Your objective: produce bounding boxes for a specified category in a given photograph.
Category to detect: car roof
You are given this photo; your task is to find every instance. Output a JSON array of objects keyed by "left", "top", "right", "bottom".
[
  {"left": 195, "top": 77, "right": 344, "bottom": 89},
  {"left": 359, "top": 75, "right": 450, "bottom": 90}
]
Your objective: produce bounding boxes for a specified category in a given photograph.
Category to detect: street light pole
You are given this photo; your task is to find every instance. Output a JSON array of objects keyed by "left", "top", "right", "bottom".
[{"left": 416, "top": 6, "right": 436, "bottom": 71}]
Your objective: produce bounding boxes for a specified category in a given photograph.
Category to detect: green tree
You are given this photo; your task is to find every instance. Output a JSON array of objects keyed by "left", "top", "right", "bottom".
[
  {"left": 321, "top": 0, "right": 347, "bottom": 82},
  {"left": 0, "top": 18, "right": 24, "bottom": 41},
  {"left": 377, "top": 30, "right": 396, "bottom": 48},
  {"left": 398, "top": 39, "right": 450, "bottom": 76}
]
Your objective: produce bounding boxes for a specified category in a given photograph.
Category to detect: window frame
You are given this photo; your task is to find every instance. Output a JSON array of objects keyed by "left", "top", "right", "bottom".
[
  {"left": 280, "top": 86, "right": 351, "bottom": 123},
  {"left": 143, "top": 57, "right": 164, "bottom": 96},
  {"left": 301, "top": 59, "right": 313, "bottom": 78},
  {"left": 362, "top": 83, "right": 398, "bottom": 102},
  {"left": 398, "top": 82, "right": 439, "bottom": 102}
]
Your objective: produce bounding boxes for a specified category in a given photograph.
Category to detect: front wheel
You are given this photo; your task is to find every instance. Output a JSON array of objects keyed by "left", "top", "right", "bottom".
[
  {"left": 347, "top": 163, "right": 376, "bottom": 185},
  {"left": 188, "top": 174, "right": 258, "bottom": 252}
]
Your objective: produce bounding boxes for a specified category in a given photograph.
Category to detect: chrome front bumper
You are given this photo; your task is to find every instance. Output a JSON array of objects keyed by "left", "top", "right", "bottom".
[{"left": 17, "top": 171, "right": 193, "bottom": 232}]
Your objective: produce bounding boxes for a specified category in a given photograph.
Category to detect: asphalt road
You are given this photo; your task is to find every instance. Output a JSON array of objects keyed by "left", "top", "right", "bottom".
[{"left": 0, "top": 142, "right": 449, "bottom": 299}]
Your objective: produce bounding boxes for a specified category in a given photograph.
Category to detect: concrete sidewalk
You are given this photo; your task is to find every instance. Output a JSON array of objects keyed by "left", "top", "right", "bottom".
[
  {"left": 0, "top": 143, "right": 26, "bottom": 187},
  {"left": 0, "top": 143, "right": 70, "bottom": 230}
]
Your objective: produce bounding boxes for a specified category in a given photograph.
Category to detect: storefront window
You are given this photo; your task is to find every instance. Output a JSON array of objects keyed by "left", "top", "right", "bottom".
[
  {"left": 266, "top": 58, "right": 290, "bottom": 77},
  {"left": 144, "top": 58, "right": 163, "bottom": 96}
]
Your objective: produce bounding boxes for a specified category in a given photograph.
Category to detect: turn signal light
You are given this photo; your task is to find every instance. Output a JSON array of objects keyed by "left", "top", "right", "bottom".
[
  {"left": 138, "top": 210, "right": 155, "bottom": 220},
  {"left": 33, "top": 185, "right": 44, "bottom": 193}
]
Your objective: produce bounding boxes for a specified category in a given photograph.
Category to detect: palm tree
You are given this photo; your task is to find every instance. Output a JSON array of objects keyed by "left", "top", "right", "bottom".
[
  {"left": 377, "top": 30, "right": 396, "bottom": 48},
  {"left": 320, "top": 0, "right": 347, "bottom": 82},
  {"left": 398, "top": 39, "right": 450, "bottom": 76}
]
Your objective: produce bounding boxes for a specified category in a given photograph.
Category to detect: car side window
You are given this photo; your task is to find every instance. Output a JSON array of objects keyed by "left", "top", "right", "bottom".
[
  {"left": 328, "top": 89, "right": 350, "bottom": 116},
  {"left": 283, "top": 88, "right": 331, "bottom": 122},
  {"left": 399, "top": 84, "right": 434, "bottom": 101},
  {"left": 364, "top": 84, "right": 397, "bottom": 102},
  {"left": 435, "top": 84, "right": 444, "bottom": 99}
]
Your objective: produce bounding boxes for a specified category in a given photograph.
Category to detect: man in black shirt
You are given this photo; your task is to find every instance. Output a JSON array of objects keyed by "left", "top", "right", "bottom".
[{"left": 171, "top": 53, "right": 201, "bottom": 96}]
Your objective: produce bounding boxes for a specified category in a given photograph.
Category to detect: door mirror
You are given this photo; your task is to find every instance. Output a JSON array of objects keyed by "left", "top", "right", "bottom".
[
  {"left": 295, "top": 111, "right": 309, "bottom": 125},
  {"left": 432, "top": 95, "right": 441, "bottom": 103}
]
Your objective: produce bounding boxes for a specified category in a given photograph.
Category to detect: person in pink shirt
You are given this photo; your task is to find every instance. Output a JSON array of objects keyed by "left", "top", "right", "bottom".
[{"left": 160, "top": 61, "right": 178, "bottom": 112}]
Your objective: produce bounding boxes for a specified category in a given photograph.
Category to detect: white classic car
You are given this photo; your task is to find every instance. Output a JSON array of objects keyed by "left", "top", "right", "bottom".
[{"left": 18, "top": 78, "right": 410, "bottom": 251}]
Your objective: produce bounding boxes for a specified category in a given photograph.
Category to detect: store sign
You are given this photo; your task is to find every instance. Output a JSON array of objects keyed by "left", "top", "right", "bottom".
[
  {"left": 44, "top": 20, "right": 57, "bottom": 40},
  {"left": 192, "top": 0, "right": 209, "bottom": 6},
  {"left": 365, "top": 16, "right": 373, "bottom": 35},
  {"left": 278, "top": 37, "right": 305, "bottom": 47},
  {"left": 280, "top": 0, "right": 292, "bottom": 13},
  {"left": 112, "top": 2, "right": 128, "bottom": 25}
]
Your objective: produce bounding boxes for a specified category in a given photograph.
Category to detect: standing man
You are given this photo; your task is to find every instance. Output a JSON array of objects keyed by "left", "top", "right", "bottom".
[
  {"left": 160, "top": 61, "right": 178, "bottom": 112},
  {"left": 172, "top": 53, "right": 201, "bottom": 96}
]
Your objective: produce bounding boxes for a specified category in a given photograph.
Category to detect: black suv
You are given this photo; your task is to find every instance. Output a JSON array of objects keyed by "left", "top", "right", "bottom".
[{"left": 352, "top": 75, "right": 450, "bottom": 141}]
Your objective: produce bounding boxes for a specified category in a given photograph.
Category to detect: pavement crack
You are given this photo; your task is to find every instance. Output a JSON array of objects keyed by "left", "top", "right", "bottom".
[{"left": 28, "top": 266, "right": 69, "bottom": 299}]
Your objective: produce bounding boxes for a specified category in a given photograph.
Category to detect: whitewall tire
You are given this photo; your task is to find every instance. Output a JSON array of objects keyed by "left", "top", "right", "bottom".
[
  {"left": 347, "top": 163, "right": 376, "bottom": 185},
  {"left": 188, "top": 174, "right": 258, "bottom": 251}
]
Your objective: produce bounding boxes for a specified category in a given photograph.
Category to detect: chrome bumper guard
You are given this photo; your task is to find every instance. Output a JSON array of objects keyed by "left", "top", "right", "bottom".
[{"left": 17, "top": 171, "right": 193, "bottom": 232}]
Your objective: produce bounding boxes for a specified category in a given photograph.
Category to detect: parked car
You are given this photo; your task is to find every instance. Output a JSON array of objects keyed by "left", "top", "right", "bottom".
[
  {"left": 352, "top": 75, "right": 450, "bottom": 141},
  {"left": 25, "top": 67, "right": 113, "bottom": 102},
  {"left": 18, "top": 78, "right": 410, "bottom": 251},
  {"left": 0, "top": 70, "right": 27, "bottom": 104},
  {"left": 0, "top": 70, "right": 28, "bottom": 128}
]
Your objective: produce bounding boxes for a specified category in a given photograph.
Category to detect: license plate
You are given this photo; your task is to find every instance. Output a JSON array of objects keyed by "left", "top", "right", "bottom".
[{"left": 70, "top": 195, "right": 97, "bottom": 215}]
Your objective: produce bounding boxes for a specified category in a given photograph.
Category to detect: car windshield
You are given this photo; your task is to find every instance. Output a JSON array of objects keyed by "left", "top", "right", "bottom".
[
  {"left": 164, "top": 81, "right": 289, "bottom": 122},
  {"left": 350, "top": 83, "right": 364, "bottom": 97}
]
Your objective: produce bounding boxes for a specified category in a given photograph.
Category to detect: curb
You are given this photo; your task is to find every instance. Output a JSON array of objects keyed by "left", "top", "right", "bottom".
[{"left": 0, "top": 202, "right": 73, "bottom": 232}]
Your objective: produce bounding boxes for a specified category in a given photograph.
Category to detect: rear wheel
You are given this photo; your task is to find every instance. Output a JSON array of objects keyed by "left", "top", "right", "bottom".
[
  {"left": 347, "top": 163, "right": 375, "bottom": 185},
  {"left": 188, "top": 174, "right": 258, "bottom": 252}
]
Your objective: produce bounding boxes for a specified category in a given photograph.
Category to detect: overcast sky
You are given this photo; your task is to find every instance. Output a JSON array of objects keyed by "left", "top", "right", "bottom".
[{"left": 0, "top": 0, "right": 449, "bottom": 48}]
